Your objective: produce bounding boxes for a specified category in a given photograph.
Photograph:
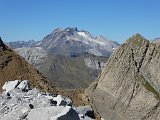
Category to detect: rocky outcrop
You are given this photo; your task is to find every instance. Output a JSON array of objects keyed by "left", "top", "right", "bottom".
[{"left": 87, "top": 34, "right": 160, "bottom": 120}]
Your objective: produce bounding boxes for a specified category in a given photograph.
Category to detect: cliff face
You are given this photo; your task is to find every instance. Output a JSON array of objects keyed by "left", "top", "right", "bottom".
[{"left": 87, "top": 34, "right": 160, "bottom": 120}]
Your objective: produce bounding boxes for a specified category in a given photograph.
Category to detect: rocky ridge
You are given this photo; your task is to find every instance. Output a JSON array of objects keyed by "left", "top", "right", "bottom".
[
  {"left": 0, "top": 37, "right": 8, "bottom": 52},
  {"left": 35, "top": 27, "right": 119, "bottom": 57},
  {"left": 87, "top": 34, "right": 160, "bottom": 120}
]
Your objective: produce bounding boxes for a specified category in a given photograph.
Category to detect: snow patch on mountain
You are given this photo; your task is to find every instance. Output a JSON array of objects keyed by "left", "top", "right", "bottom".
[
  {"left": 77, "top": 32, "right": 88, "bottom": 38},
  {"left": 37, "top": 27, "right": 120, "bottom": 57},
  {"left": 0, "top": 80, "right": 95, "bottom": 120}
]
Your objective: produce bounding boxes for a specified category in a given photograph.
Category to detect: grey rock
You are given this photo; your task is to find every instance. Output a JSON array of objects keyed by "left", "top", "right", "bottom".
[
  {"left": 87, "top": 34, "right": 160, "bottom": 120},
  {"left": 74, "top": 105, "right": 95, "bottom": 119},
  {"left": 17, "top": 80, "right": 30, "bottom": 92},
  {"left": 14, "top": 47, "right": 48, "bottom": 69},
  {"left": 0, "top": 80, "right": 95, "bottom": 120}
]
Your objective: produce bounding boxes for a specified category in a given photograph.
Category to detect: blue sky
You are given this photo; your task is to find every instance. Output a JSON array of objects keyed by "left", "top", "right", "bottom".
[{"left": 0, "top": 0, "right": 160, "bottom": 43}]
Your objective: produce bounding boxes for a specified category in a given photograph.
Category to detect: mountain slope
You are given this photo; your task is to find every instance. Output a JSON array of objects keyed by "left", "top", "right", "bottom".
[
  {"left": 14, "top": 47, "right": 48, "bottom": 68},
  {"left": 14, "top": 46, "right": 108, "bottom": 89},
  {"left": 0, "top": 37, "right": 56, "bottom": 93},
  {"left": 38, "top": 53, "right": 107, "bottom": 89},
  {"left": 87, "top": 34, "right": 160, "bottom": 120},
  {"left": 36, "top": 27, "right": 119, "bottom": 57}
]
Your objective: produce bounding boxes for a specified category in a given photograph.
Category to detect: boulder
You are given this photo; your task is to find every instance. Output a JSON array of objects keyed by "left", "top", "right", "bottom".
[
  {"left": 50, "top": 106, "right": 80, "bottom": 120},
  {"left": 17, "top": 80, "right": 30, "bottom": 92},
  {"left": 53, "top": 95, "right": 72, "bottom": 106},
  {"left": 74, "top": 105, "right": 95, "bottom": 119},
  {"left": 2, "top": 80, "right": 20, "bottom": 93}
]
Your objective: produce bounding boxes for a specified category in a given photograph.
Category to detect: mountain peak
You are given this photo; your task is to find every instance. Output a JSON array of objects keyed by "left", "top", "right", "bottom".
[
  {"left": 126, "top": 33, "right": 148, "bottom": 45},
  {"left": 51, "top": 28, "right": 64, "bottom": 34},
  {"left": 37, "top": 27, "right": 120, "bottom": 57},
  {"left": 65, "top": 27, "right": 78, "bottom": 31},
  {"left": 133, "top": 33, "right": 144, "bottom": 39}
]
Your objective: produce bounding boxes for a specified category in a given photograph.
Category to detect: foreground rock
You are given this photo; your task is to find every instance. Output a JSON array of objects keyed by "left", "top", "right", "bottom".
[
  {"left": 0, "top": 80, "right": 95, "bottom": 120},
  {"left": 87, "top": 34, "right": 160, "bottom": 120}
]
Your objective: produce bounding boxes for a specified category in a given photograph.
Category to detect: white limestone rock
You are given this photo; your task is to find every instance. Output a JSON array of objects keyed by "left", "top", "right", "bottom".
[
  {"left": 2, "top": 80, "right": 20, "bottom": 93},
  {"left": 74, "top": 105, "right": 95, "bottom": 120},
  {"left": 50, "top": 106, "right": 80, "bottom": 120},
  {"left": 0, "top": 80, "right": 95, "bottom": 120},
  {"left": 53, "top": 95, "right": 72, "bottom": 106}
]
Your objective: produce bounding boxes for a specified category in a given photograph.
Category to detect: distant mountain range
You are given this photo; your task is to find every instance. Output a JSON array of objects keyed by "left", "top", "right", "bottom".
[
  {"left": 7, "top": 27, "right": 120, "bottom": 89},
  {"left": 35, "top": 27, "right": 119, "bottom": 57},
  {"left": 7, "top": 40, "right": 35, "bottom": 49},
  {"left": 153, "top": 37, "right": 160, "bottom": 42},
  {"left": 8, "top": 27, "right": 119, "bottom": 57}
]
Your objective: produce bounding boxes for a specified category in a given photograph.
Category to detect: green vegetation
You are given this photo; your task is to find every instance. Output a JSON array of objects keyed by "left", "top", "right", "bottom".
[{"left": 135, "top": 74, "right": 160, "bottom": 100}]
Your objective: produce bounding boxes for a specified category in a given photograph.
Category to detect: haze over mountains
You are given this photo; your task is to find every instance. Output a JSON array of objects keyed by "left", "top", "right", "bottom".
[{"left": 7, "top": 27, "right": 120, "bottom": 89}]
